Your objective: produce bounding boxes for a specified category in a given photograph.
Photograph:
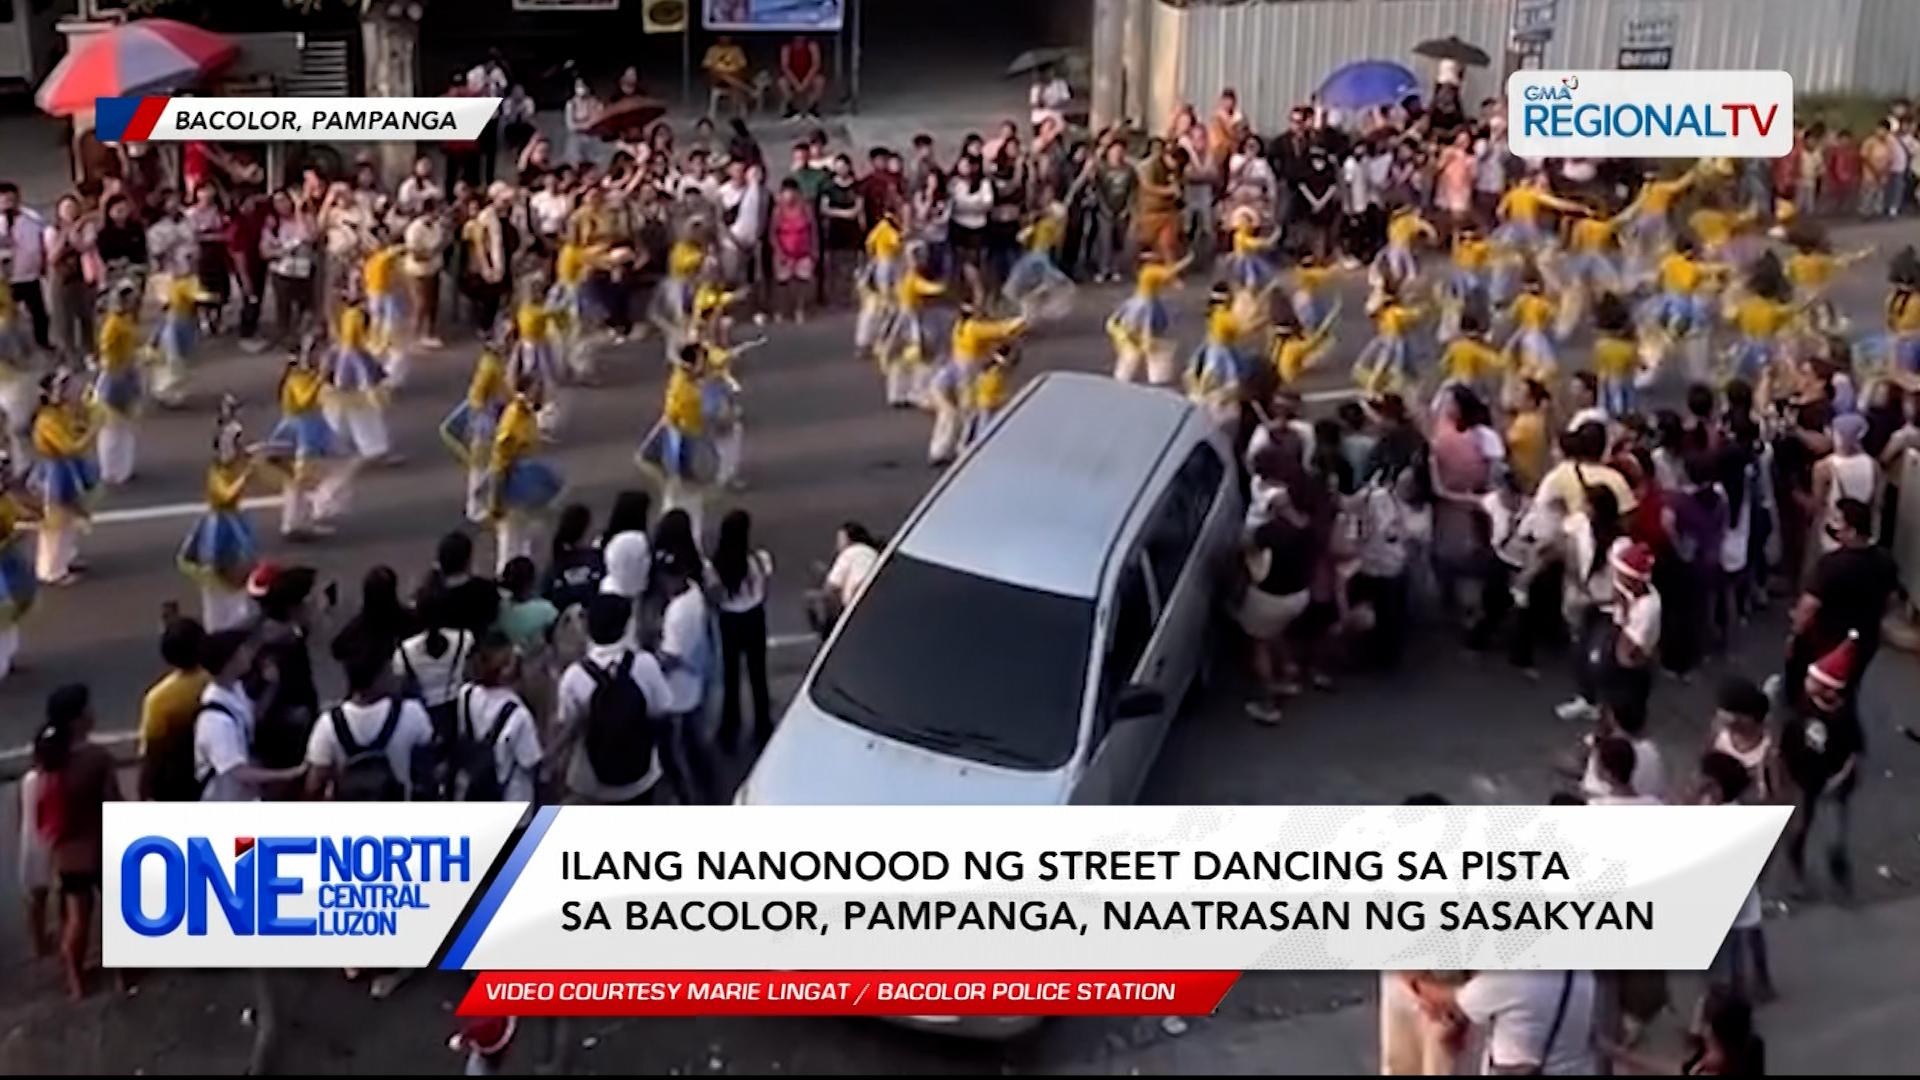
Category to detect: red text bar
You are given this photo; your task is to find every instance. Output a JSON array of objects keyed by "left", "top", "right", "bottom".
[{"left": 457, "top": 971, "right": 1239, "bottom": 1017}]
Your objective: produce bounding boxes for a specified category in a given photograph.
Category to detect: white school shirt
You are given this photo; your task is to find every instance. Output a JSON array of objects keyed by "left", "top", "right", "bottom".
[
  {"left": 194, "top": 681, "right": 260, "bottom": 802},
  {"left": 824, "top": 544, "right": 880, "bottom": 608},
  {"left": 305, "top": 697, "right": 438, "bottom": 798},
  {"left": 658, "top": 586, "right": 714, "bottom": 715},
  {"left": 1456, "top": 971, "right": 1599, "bottom": 1076},
  {"left": 394, "top": 629, "right": 476, "bottom": 709},
  {"left": 556, "top": 643, "right": 672, "bottom": 801},
  {"left": 455, "top": 684, "right": 545, "bottom": 803},
  {"left": 711, "top": 550, "right": 773, "bottom": 615}
]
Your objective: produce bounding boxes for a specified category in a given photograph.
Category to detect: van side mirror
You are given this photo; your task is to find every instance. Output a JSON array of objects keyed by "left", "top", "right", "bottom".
[{"left": 1114, "top": 684, "right": 1165, "bottom": 721}]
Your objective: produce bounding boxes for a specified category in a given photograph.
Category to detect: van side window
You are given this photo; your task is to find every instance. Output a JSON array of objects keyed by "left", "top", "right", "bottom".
[
  {"left": 1143, "top": 444, "right": 1226, "bottom": 595},
  {"left": 1098, "top": 555, "right": 1156, "bottom": 729}
]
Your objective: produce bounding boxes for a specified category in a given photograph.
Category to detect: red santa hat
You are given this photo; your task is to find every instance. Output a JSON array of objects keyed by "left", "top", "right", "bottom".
[
  {"left": 1610, "top": 541, "right": 1655, "bottom": 583},
  {"left": 453, "top": 1015, "right": 516, "bottom": 1058},
  {"left": 245, "top": 563, "right": 281, "bottom": 600},
  {"left": 1806, "top": 631, "right": 1860, "bottom": 693}
]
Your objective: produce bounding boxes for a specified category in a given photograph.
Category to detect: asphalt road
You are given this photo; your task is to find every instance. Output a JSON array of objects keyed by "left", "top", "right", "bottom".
[{"left": 1, "top": 222, "right": 1918, "bottom": 1073}]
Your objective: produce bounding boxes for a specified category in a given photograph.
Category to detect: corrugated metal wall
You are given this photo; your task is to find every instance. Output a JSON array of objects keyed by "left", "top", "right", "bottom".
[{"left": 1160, "top": 0, "right": 1919, "bottom": 132}]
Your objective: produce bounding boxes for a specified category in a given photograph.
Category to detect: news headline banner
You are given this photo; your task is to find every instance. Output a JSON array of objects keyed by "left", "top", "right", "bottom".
[
  {"left": 1506, "top": 70, "right": 1793, "bottom": 159},
  {"left": 457, "top": 806, "right": 1784, "bottom": 973},
  {"left": 94, "top": 96, "right": 503, "bottom": 143}
]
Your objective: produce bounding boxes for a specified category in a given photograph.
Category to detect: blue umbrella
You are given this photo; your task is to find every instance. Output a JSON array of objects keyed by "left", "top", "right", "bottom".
[{"left": 1316, "top": 60, "right": 1421, "bottom": 113}]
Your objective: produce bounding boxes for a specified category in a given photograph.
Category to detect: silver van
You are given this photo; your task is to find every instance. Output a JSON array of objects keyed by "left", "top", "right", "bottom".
[{"left": 739, "top": 370, "right": 1243, "bottom": 809}]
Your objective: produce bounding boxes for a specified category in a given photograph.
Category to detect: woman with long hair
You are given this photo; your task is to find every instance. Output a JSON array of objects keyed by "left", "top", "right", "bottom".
[
  {"left": 330, "top": 565, "right": 418, "bottom": 669},
  {"left": 709, "top": 509, "right": 773, "bottom": 752},
  {"left": 1557, "top": 484, "right": 1627, "bottom": 723},
  {"left": 35, "top": 684, "right": 122, "bottom": 1000}
]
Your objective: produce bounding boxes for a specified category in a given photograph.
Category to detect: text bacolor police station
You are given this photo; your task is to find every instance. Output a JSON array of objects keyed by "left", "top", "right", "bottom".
[{"left": 557, "top": 847, "right": 1572, "bottom": 883}]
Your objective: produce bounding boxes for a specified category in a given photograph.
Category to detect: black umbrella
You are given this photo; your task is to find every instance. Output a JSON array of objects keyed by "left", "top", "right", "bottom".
[
  {"left": 1413, "top": 36, "right": 1491, "bottom": 67},
  {"left": 1007, "top": 47, "right": 1083, "bottom": 78}
]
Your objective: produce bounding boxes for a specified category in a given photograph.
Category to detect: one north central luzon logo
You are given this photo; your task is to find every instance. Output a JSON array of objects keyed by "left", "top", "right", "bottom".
[
  {"left": 1519, "top": 79, "right": 1779, "bottom": 141},
  {"left": 120, "top": 835, "right": 471, "bottom": 938}
]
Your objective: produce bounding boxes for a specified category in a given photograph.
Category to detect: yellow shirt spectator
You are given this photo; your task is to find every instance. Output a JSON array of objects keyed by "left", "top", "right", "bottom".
[{"left": 704, "top": 40, "right": 749, "bottom": 87}]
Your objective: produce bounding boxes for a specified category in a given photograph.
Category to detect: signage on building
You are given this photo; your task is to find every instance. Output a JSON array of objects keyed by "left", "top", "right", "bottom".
[
  {"left": 643, "top": 0, "right": 690, "bottom": 32},
  {"left": 1618, "top": 11, "right": 1679, "bottom": 70},
  {"left": 704, "top": 0, "right": 844, "bottom": 32},
  {"left": 512, "top": 0, "right": 622, "bottom": 10}
]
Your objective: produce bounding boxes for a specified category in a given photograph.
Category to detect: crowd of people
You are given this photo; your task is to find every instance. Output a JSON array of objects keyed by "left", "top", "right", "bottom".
[{"left": 5, "top": 48, "right": 1920, "bottom": 1074}]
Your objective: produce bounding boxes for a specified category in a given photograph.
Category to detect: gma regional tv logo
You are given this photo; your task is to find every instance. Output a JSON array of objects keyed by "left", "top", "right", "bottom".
[
  {"left": 119, "top": 834, "right": 471, "bottom": 938},
  {"left": 1508, "top": 69, "right": 1794, "bottom": 159}
]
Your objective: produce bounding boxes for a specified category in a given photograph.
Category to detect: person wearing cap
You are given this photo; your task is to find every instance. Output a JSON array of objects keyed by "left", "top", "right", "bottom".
[
  {"left": 1780, "top": 632, "right": 1865, "bottom": 898},
  {"left": 29, "top": 369, "right": 97, "bottom": 586},
  {"left": 1602, "top": 539, "right": 1661, "bottom": 724},
  {"left": 178, "top": 400, "right": 261, "bottom": 632}
]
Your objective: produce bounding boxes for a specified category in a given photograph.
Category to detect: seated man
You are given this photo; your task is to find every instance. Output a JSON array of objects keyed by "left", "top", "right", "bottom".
[
  {"left": 779, "top": 35, "right": 825, "bottom": 119},
  {"left": 703, "top": 35, "right": 753, "bottom": 115}
]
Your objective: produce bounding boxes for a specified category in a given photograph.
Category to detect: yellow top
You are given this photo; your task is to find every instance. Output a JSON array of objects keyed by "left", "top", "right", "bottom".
[
  {"left": 1687, "top": 208, "right": 1749, "bottom": 251},
  {"left": 865, "top": 219, "right": 902, "bottom": 260},
  {"left": 693, "top": 283, "right": 740, "bottom": 322},
  {"left": 1511, "top": 292, "right": 1556, "bottom": 331},
  {"left": 138, "top": 668, "right": 211, "bottom": 761},
  {"left": 280, "top": 367, "right": 325, "bottom": 414},
  {"left": 1569, "top": 216, "right": 1618, "bottom": 253},
  {"left": 896, "top": 269, "right": 945, "bottom": 310},
  {"left": 1594, "top": 335, "right": 1639, "bottom": 378},
  {"left": 703, "top": 42, "right": 747, "bottom": 79},
  {"left": 1020, "top": 215, "right": 1064, "bottom": 253},
  {"left": 97, "top": 311, "right": 139, "bottom": 371},
  {"left": 204, "top": 460, "right": 251, "bottom": 512},
  {"left": 1205, "top": 305, "right": 1242, "bottom": 345},
  {"left": 1290, "top": 269, "right": 1336, "bottom": 297},
  {"left": 491, "top": 395, "right": 538, "bottom": 472},
  {"left": 1729, "top": 295, "right": 1795, "bottom": 338},
  {"left": 1136, "top": 262, "right": 1179, "bottom": 296},
  {"left": 556, "top": 243, "right": 595, "bottom": 287},
  {"left": 664, "top": 365, "right": 704, "bottom": 434},
  {"left": 337, "top": 304, "right": 371, "bottom": 349},
  {"left": 1375, "top": 303, "right": 1424, "bottom": 337},
  {"left": 1506, "top": 408, "right": 1550, "bottom": 492},
  {"left": 1386, "top": 210, "right": 1437, "bottom": 249},
  {"left": 1658, "top": 252, "right": 1707, "bottom": 293},
  {"left": 467, "top": 349, "right": 508, "bottom": 409},
  {"left": 363, "top": 245, "right": 403, "bottom": 295},
  {"left": 515, "top": 302, "right": 549, "bottom": 342},
  {"left": 1231, "top": 226, "right": 1275, "bottom": 256},
  {"left": 1498, "top": 186, "right": 1581, "bottom": 224},
  {"left": 1632, "top": 173, "right": 1694, "bottom": 216},
  {"left": 567, "top": 204, "right": 614, "bottom": 247},
  {"left": 164, "top": 274, "right": 205, "bottom": 318},
  {"left": 975, "top": 362, "right": 1013, "bottom": 411},
  {"left": 1272, "top": 325, "right": 1334, "bottom": 384},
  {"left": 1452, "top": 237, "right": 1491, "bottom": 272},
  {"left": 32, "top": 404, "right": 90, "bottom": 458},
  {"left": 1440, "top": 337, "right": 1503, "bottom": 383},
  {"left": 1787, "top": 252, "right": 1838, "bottom": 292},
  {"left": 668, "top": 240, "right": 706, "bottom": 279},
  {"left": 1889, "top": 290, "right": 1920, "bottom": 334},
  {"left": 952, "top": 316, "right": 1024, "bottom": 365}
]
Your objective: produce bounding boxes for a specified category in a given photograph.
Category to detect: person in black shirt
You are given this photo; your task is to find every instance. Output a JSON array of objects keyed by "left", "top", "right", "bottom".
[
  {"left": 543, "top": 502, "right": 605, "bottom": 615},
  {"left": 248, "top": 565, "right": 324, "bottom": 772},
  {"left": 1238, "top": 464, "right": 1317, "bottom": 725},
  {"left": 94, "top": 194, "right": 148, "bottom": 270},
  {"left": 1781, "top": 634, "right": 1866, "bottom": 898},
  {"left": 414, "top": 531, "right": 499, "bottom": 637},
  {"left": 1784, "top": 498, "right": 1900, "bottom": 709}
]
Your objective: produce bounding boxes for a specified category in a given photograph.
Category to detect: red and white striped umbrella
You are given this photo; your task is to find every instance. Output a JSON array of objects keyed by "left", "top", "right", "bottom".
[{"left": 36, "top": 19, "right": 238, "bottom": 118}]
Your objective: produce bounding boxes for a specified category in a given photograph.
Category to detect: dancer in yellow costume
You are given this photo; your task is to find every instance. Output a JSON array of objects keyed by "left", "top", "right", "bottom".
[
  {"left": 1555, "top": 207, "right": 1628, "bottom": 338},
  {"left": 877, "top": 248, "right": 946, "bottom": 406},
  {"left": 1493, "top": 174, "right": 1589, "bottom": 257},
  {"left": 481, "top": 384, "right": 565, "bottom": 573},
  {"left": 1591, "top": 292, "right": 1641, "bottom": 418},
  {"left": 177, "top": 399, "right": 260, "bottom": 631},
  {"left": 441, "top": 335, "right": 511, "bottom": 523},
  {"left": 1617, "top": 165, "right": 1697, "bottom": 279},
  {"left": 324, "top": 301, "right": 395, "bottom": 464},
  {"left": 29, "top": 370, "right": 97, "bottom": 585},
  {"left": 1187, "top": 284, "right": 1252, "bottom": 429},
  {"left": 363, "top": 242, "right": 411, "bottom": 385},
  {"left": 262, "top": 335, "right": 352, "bottom": 539},
  {"left": 1785, "top": 222, "right": 1872, "bottom": 337},
  {"left": 1003, "top": 205, "right": 1076, "bottom": 322},
  {"left": 0, "top": 446, "right": 33, "bottom": 681},
  {"left": 507, "top": 282, "right": 568, "bottom": 438},
  {"left": 1438, "top": 227, "right": 1492, "bottom": 344},
  {"left": 1352, "top": 282, "right": 1425, "bottom": 399},
  {"left": 926, "top": 305, "right": 1025, "bottom": 466},
  {"left": 1270, "top": 303, "right": 1340, "bottom": 387},
  {"left": 1376, "top": 206, "right": 1438, "bottom": 292},
  {"left": 89, "top": 281, "right": 145, "bottom": 485},
  {"left": 0, "top": 281, "right": 29, "bottom": 460},
  {"left": 1219, "top": 206, "right": 1280, "bottom": 293},
  {"left": 1108, "top": 254, "right": 1188, "bottom": 385},
  {"left": 1721, "top": 251, "right": 1795, "bottom": 392},
  {"left": 854, "top": 214, "right": 906, "bottom": 364},
  {"left": 968, "top": 342, "right": 1022, "bottom": 447},
  {"left": 649, "top": 235, "right": 708, "bottom": 361},
  {"left": 1502, "top": 270, "right": 1561, "bottom": 383},
  {"left": 151, "top": 269, "right": 214, "bottom": 407},
  {"left": 1437, "top": 309, "right": 1504, "bottom": 409}
]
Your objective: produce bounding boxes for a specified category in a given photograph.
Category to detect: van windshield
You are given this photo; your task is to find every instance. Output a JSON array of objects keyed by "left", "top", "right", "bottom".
[{"left": 808, "top": 554, "right": 1096, "bottom": 772}]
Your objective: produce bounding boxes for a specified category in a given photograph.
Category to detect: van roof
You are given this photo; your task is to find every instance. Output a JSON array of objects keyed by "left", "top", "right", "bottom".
[{"left": 896, "top": 372, "right": 1195, "bottom": 599}]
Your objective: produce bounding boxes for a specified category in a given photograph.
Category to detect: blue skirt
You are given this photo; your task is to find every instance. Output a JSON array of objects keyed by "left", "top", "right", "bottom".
[
  {"left": 93, "top": 367, "right": 143, "bottom": 416},
  {"left": 439, "top": 400, "right": 501, "bottom": 463},
  {"left": 33, "top": 455, "right": 98, "bottom": 513},
  {"left": 1650, "top": 290, "right": 1705, "bottom": 331},
  {"left": 489, "top": 458, "right": 564, "bottom": 515},
  {"left": 0, "top": 539, "right": 35, "bottom": 627},
  {"left": 1109, "top": 293, "right": 1170, "bottom": 340},
  {"left": 266, "top": 412, "right": 337, "bottom": 461},
  {"left": 1219, "top": 252, "right": 1277, "bottom": 292},
  {"left": 1512, "top": 328, "right": 1557, "bottom": 373},
  {"left": 636, "top": 422, "right": 719, "bottom": 486},
  {"left": 371, "top": 291, "right": 407, "bottom": 329},
  {"left": 157, "top": 315, "right": 195, "bottom": 360},
  {"left": 1563, "top": 251, "right": 1618, "bottom": 289},
  {"left": 1003, "top": 250, "right": 1071, "bottom": 302},
  {"left": 1492, "top": 220, "right": 1545, "bottom": 251},
  {"left": 1377, "top": 245, "right": 1418, "bottom": 286},
  {"left": 178, "top": 509, "right": 258, "bottom": 587},
  {"left": 1729, "top": 338, "right": 1774, "bottom": 382},
  {"left": 333, "top": 348, "right": 386, "bottom": 394},
  {"left": 1189, "top": 341, "right": 1249, "bottom": 393}
]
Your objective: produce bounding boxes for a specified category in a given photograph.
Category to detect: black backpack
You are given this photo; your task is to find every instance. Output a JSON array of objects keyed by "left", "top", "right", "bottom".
[
  {"left": 454, "top": 688, "right": 517, "bottom": 802},
  {"left": 330, "top": 701, "right": 408, "bottom": 801},
  {"left": 582, "top": 653, "right": 654, "bottom": 787}
]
